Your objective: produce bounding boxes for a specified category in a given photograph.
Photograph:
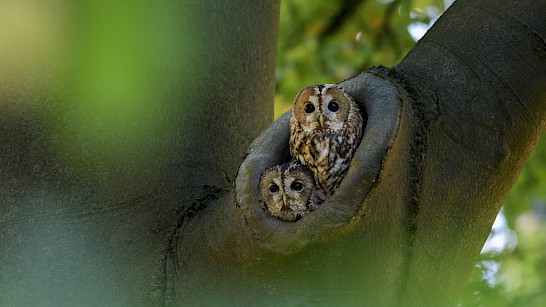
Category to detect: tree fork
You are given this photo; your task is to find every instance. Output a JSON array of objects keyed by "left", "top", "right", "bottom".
[{"left": 173, "top": 0, "right": 545, "bottom": 305}]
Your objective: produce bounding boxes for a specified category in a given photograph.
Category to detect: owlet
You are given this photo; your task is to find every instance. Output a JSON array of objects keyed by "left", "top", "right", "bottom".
[
  {"left": 290, "top": 84, "right": 363, "bottom": 197},
  {"left": 259, "top": 161, "right": 325, "bottom": 222}
]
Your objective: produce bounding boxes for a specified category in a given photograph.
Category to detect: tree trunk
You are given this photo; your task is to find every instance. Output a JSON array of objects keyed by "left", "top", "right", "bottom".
[
  {"left": 1, "top": 0, "right": 544, "bottom": 306},
  {"left": 0, "top": 1, "right": 279, "bottom": 306}
]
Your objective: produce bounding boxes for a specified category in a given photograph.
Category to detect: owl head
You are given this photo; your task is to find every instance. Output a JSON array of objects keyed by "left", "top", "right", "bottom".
[
  {"left": 259, "top": 162, "right": 322, "bottom": 222},
  {"left": 292, "top": 84, "right": 360, "bottom": 133}
]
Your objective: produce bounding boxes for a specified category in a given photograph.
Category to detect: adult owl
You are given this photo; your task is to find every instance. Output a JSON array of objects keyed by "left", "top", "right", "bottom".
[
  {"left": 259, "top": 161, "right": 325, "bottom": 222},
  {"left": 290, "top": 84, "right": 363, "bottom": 197}
]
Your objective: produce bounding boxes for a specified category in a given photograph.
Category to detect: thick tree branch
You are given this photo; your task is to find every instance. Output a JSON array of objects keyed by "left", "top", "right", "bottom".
[{"left": 319, "top": 0, "right": 367, "bottom": 40}]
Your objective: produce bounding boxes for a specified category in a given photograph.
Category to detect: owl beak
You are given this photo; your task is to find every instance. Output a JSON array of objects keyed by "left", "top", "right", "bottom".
[
  {"left": 282, "top": 194, "right": 287, "bottom": 208},
  {"left": 318, "top": 115, "right": 325, "bottom": 127}
]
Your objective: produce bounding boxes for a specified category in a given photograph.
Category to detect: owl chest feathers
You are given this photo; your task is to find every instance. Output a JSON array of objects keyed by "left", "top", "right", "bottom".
[{"left": 290, "top": 126, "right": 360, "bottom": 196}]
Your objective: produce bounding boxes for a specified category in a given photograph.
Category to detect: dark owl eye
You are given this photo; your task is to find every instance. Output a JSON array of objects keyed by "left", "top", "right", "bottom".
[
  {"left": 291, "top": 181, "right": 303, "bottom": 191},
  {"left": 328, "top": 101, "right": 339, "bottom": 112},
  {"left": 269, "top": 184, "right": 279, "bottom": 193},
  {"left": 304, "top": 103, "right": 315, "bottom": 114}
]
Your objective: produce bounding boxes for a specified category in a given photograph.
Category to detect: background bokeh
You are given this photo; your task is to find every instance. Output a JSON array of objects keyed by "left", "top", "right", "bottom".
[{"left": 274, "top": 0, "right": 546, "bottom": 305}]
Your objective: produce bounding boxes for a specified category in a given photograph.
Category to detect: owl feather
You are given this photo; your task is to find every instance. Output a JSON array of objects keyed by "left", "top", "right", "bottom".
[{"left": 289, "top": 84, "right": 363, "bottom": 197}]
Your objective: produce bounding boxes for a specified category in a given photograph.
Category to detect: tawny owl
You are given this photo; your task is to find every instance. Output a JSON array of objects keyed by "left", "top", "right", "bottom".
[
  {"left": 290, "top": 84, "right": 363, "bottom": 197},
  {"left": 259, "top": 161, "right": 325, "bottom": 222}
]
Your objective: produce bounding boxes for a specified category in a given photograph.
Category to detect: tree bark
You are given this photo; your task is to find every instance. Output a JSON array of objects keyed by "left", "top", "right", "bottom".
[{"left": 1, "top": 0, "right": 544, "bottom": 306}]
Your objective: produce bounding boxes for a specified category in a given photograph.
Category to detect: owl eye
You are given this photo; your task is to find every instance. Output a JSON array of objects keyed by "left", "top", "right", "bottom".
[
  {"left": 269, "top": 184, "right": 279, "bottom": 193},
  {"left": 291, "top": 181, "right": 303, "bottom": 191},
  {"left": 328, "top": 101, "right": 339, "bottom": 112},
  {"left": 304, "top": 103, "right": 315, "bottom": 114}
]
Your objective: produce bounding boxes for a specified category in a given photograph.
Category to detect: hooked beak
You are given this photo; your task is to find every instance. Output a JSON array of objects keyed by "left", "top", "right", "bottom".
[
  {"left": 318, "top": 115, "right": 325, "bottom": 127},
  {"left": 282, "top": 194, "right": 287, "bottom": 208}
]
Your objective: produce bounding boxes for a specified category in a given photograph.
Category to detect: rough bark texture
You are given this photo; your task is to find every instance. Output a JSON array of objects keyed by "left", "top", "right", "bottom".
[{"left": 1, "top": 0, "right": 545, "bottom": 306}]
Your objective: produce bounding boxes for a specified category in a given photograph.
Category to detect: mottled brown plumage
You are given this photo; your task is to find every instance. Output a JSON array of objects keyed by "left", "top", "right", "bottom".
[
  {"left": 259, "top": 161, "right": 325, "bottom": 222},
  {"left": 290, "top": 84, "right": 363, "bottom": 196}
]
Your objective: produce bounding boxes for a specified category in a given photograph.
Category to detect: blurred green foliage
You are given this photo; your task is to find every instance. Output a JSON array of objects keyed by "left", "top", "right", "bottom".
[
  {"left": 275, "top": 0, "right": 546, "bottom": 305},
  {"left": 0, "top": 0, "right": 205, "bottom": 185},
  {"left": 57, "top": 1, "right": 185, "bottom": 177},
  {"left": 275, "top": 0, "right": 444, "bottom": 117}
]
